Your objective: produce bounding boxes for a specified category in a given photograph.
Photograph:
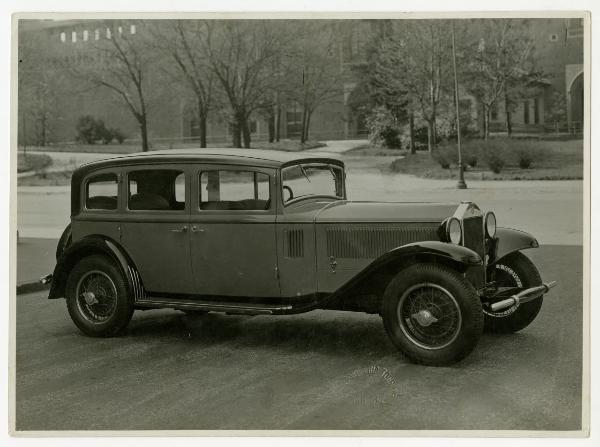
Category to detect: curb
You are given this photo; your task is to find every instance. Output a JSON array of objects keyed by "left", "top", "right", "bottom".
[{"left": 17, "top": 281, "right": 49, "bottom": 295}]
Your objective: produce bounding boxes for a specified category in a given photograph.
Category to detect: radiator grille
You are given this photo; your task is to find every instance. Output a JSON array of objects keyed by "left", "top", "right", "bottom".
[
  {"left": 285, "top": 229, "right": 304, "bottom": 258},
  {"left": 462, "top": 216, "right": 484, "bottom": 259},
  {"left": 326, "top": 226, "right": 438, "bottom": 259}
]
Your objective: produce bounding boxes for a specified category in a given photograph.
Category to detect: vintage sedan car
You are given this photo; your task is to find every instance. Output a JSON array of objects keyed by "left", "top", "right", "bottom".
[{"left": 45, "top": 149, "right": 555, "bottom": 366}]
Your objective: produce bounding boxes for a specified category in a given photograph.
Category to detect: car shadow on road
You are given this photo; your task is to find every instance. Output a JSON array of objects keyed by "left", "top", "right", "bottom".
[{"left": 123, "top": 309, "right": 547, "bottom": 369}]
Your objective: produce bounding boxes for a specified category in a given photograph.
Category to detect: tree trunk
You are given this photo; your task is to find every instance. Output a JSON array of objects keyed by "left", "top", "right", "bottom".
[
  {"left": 504, "top": 94, "right": 513, "bottom": 137},
  {"left": 275, "top": 105, "right": 281, "bottom": 142},
  {"left": 267, "top": 112, "right": 275, "bottom": 143},
  {"left": 484, "top": 107, "right": 491, "bottom": 140},
  {"left": 300, "top": 107, "right": 309, "bottom": 144},
  {"left": 241, "top": 116, "right": 251, "bottom": 149},
  {"left": 231, "top": 120, "right": 241, "bottom": 148},
  {"left": 140, "top": 117, "right": 149, "bottom": 151},
  {"left": 303, "top": 111, "right": 312, "bottom": 143},
  {"left": 409, "top": 112, "right": 415, "bottom": 154},
  {"left": 40, "top": 113, "right": 47, "bottom": 147},
  {"left": 199, "top": 113, "right": 207, "bottom": 148},
  {"left": 426, "top": 120, "right": 435, "bottom": 153}
]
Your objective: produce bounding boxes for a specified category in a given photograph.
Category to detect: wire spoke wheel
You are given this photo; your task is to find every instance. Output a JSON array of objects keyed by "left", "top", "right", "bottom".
[
  {"left": 397, "top": 283, "right": 462, "bottom": 350},
  {"left": 75, "top": 270, "right": 118, "bottom": 323}
]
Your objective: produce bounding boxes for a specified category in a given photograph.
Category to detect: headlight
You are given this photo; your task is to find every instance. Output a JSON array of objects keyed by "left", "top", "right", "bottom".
[
  {"left": 447, "top": 217, "right": 462, "bottom": 244},
  {"left": 485, "top": 212, "right": 497, "bottom": 238}
]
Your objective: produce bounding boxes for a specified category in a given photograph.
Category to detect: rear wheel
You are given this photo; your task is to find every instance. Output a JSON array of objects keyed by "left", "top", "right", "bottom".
[
  {"left": 382, "top": 263, "right": 483, "bottom": 366},
  {"left": 484, "top": 252, "right": 543, "bottom": 333},
  {"left": 66, "top": 255, "right": 134, "bottom": 337}
]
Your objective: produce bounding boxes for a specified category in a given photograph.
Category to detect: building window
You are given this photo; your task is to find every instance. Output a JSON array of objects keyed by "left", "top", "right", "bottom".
[
  {"left": 71, "top": 31, "right": 77, "bottom": 43},
  {"left": 95, "top": 29, "right": 100, "bottom": 40},
  {"left": 118, "top": 26, "right": 123, "bottom": 35},
  {"left": 60, "top": 32, "right": 66, "bottom": 43},
  {"left": 523, "top": 100, "right": 530, "bottom": 124},
  {"left": 566, "top": 18, "right": 584, "bottom": 38},
  {"left": 130, "top": 24, "right": 136, "bottom": 35},
  {"left": 534, "top": 98, "right": 540, "bottom": 124},
  {"left": 106, "top": 28, "right": 112, "bottom": 39},
  {"left": 83, "top": 30, "right": 89, "bottom": 41}
]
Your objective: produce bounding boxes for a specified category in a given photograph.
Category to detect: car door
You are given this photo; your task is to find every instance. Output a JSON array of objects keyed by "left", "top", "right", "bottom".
[
  {"left": 120, "top": 165, "right": 195, "bottom": 295},
  {"left": 190, "top": 165, "right": 280, "bottom": 298}
]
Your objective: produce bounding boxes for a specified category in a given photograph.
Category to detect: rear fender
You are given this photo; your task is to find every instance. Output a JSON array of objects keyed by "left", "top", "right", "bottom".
[
  {"left": 48, "top": 236, "right": 145, "bottom": 300},
  {"left": 493, "top": 227, "right": 539, "bottom": 264}
]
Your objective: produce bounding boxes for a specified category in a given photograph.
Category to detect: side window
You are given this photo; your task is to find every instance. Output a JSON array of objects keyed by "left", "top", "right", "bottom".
[
  {"left": 199, "top": 170, "right": 270, "bottom": 211},
  {"left": 128, "top": 169, "right": 186, "bottom": 211},
  {"left": 86, "top": 173, "right": 118, "bottom": 210}
]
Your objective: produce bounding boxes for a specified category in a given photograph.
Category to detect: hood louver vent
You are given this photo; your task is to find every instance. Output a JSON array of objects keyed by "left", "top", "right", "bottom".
[
  {"left": 326, "top": 226, "right": 438, "bottom": 259},
  {"left": 285, "top": 229, "right": 304, "bottom": 258}
]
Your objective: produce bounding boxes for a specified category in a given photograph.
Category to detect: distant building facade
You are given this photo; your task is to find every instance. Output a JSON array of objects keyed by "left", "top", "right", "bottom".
[{"left": 17, "top": 18, "right": 584, "bottom": 147}]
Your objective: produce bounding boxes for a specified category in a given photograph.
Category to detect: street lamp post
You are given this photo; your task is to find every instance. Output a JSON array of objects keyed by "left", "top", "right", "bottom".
[{"left": 451, "top": 22, "right": 467, "bottom": 189}]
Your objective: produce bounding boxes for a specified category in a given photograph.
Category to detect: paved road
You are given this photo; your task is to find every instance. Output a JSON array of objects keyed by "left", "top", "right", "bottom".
[{"left": 15, "top": 245, "right": 582, "bottom": 431}]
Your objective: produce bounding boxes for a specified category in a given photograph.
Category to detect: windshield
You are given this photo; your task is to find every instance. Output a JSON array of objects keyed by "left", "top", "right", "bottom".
[{"left": 281, "top": 163, "right": 345, "bottom": 205}]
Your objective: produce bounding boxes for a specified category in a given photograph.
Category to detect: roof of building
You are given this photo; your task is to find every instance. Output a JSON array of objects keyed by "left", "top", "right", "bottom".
[{"left": 75, "top": 148, "right": 344, "bottom": 175}]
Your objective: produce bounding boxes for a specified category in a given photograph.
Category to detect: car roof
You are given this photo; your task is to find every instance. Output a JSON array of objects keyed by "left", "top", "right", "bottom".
[{"left": 75, "top": 148, "right": 344, "bottom": 174}]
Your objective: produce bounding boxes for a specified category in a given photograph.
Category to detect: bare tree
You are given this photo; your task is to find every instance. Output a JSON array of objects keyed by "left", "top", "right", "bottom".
[
  {"left": 370, "top": 20, "right": 452, "bottom": 152},
  {"left": 284, "top": 22, "right": 344, "bottom": 143},
  {"left": 72, "top": 22, "right": 153, "bottom": 151},
  {"left": 461, "top": 19, "right": 536, "bottom": 139},
  {"left": 18, "top": 29, "right": 65, "bottom": 147},
  {"left": 200, "top": 20, "right": 286, "bottom": 148},
  {"left": 152, "top": 20, "right": 218, "bottom": 148}
]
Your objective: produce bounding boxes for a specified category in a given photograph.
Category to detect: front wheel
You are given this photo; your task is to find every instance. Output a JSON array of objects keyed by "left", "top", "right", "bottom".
[
  {"left": 382, "top": 263, "right": 483, "bottom": 366},
  {"left": 483, "top": 252, "right": 543, "bottom": 333},
  {"left": 65, "top": 255, "right": 134, "bottom": 337}
]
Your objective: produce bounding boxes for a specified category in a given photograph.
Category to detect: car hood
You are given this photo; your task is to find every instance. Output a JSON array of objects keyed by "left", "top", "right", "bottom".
[{"left": 314, "top": 201, "right": 458, "bottom": 223}]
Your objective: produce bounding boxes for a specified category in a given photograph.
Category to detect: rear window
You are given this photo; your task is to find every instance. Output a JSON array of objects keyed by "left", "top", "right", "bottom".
[
  {"left": 86, "top": 173, "right": 118, "bottom": 210},
  {"left": 199, "top": 170, "right": 270, "bottom": 211},
  {"left": 128, "top": 169, "right": 186, "bottom": 211}
]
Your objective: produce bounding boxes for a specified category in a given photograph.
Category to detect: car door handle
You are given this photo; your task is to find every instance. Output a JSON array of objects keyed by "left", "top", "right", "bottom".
[
  {"left": 171, "top": 226, "right": 188, "bottom": 233},
  {"left": 191, "top": 226, "right": 205, "bottom": 233}
]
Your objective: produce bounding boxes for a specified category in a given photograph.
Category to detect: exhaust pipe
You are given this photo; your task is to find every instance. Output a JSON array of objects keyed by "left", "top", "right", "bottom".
[{"left": 490, "top": 281, "right": 557, "bottom": 312}]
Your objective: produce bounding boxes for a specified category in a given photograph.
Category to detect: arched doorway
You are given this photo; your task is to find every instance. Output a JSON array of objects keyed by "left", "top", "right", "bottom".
[{"left": 569, "top": 73, "right": 583, "bottom": 132}]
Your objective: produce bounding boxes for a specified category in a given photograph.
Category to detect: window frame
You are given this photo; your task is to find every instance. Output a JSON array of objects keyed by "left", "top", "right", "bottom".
[
  {"left": 82, "top": 171, "right": 120, "bottom": 213},
  {"left": 194, "top": 165, "right": 275, "bottom": 215},
  {"left": 124, "top": 166, "right": 189, "bottom": 214},
  {"left": 280, "top": 162, "right": 346, "bottom": 207}
]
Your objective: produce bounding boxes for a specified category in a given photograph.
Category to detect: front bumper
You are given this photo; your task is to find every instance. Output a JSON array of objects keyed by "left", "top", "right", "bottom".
[{"left": 489, "top": 281, "right": 557, "bottom": 312}]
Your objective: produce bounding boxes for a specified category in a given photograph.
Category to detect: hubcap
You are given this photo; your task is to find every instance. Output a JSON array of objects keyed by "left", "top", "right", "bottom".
[
  {"left": 397, "top": 283, "right": 462, "bottom": 350},
  {"left": 75, "top": 270, "right": 117, "bottom": 323}
]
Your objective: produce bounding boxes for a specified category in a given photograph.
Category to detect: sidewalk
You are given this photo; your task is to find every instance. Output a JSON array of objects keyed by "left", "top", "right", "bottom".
[{"left": 17, "top": 237, "right": 57, "bottom": 294}]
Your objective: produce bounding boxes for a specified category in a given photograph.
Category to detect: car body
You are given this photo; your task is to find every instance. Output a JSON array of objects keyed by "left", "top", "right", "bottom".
[{"left": 46, "top": 148, "right": 555, "bottom": 365}]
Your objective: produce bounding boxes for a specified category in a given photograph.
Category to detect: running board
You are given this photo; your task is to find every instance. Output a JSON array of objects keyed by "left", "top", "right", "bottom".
[{"left": 135, "top": 297, "right": 293, "bottom": 315}]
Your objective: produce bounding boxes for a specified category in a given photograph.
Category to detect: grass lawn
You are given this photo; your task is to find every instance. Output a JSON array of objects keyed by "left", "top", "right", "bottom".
[
  {"left": 390, "top": 138, "right": 584, "bottom": 180},
  {"left": 17, "top": 153, "right": 52, "bottom": 173}
]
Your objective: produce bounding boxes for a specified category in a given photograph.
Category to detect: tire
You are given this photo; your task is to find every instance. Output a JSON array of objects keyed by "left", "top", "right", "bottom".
[
  {"left": 484, "top": 252, "right": 543, "bottom": 333},
  {"left": 65, "top": 255, "right": 134, "bottom": 337},
  {"left": 382, "top": 263, "right": 483, "bottom": 366},
  {"left": 56, "top": 223, "right": 72, "bottom": 260}
]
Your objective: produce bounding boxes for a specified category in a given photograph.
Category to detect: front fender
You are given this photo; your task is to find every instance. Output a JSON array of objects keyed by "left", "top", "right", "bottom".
[
  {"left": 48, "top": 236, "right": 140, "bottom": 300},
  {"left": 493, "top": 227, "right": 539, "bottom": 264},
  {"left": 330, "top": 240, "right": 482, "bottom": 300}
]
